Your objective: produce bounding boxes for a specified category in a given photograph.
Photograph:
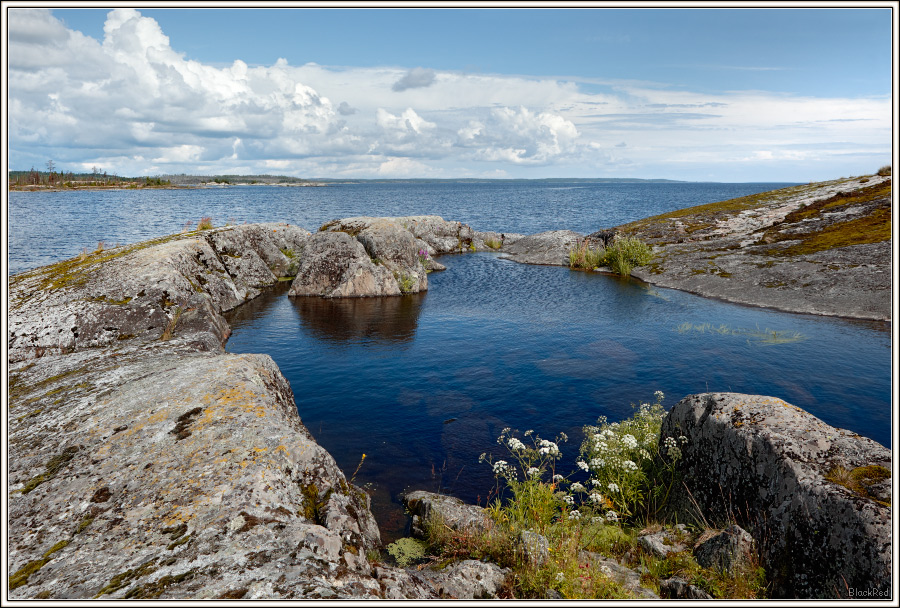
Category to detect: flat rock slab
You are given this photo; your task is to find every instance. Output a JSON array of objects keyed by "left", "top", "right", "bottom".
[
  {"left": 499, "top": 230, "right": 583, "bottom": 266},
  {"left": 622, "top": 175, "right": 891, "bottom": 321}
]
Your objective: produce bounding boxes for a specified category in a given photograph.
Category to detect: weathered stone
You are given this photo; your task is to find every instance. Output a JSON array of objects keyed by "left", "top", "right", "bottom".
[
  {"left": 288, "top": 231, "right": 401, "bottom": 298},
  {"left": 472, "top": 230, "right": 524, "bottom": 251},
  {"left": 578, "top": 551, "right": 659, "bottom": 599},
  {"left": 693, "top": 525, "right": 756, "bottom": 573},
  {"left": 520, "top": 530, "right": 550, "bottom": 566},
  {"left": 499, "top": 230, "right": 583, "bottom": 266},
  {"left": 637, "top": 530, "right": 686, "bottom": 558},
  {"left": 414, "top": 560, "right": 508, "bottom": 599},
  {"left": 623, "top": 174, "right": 891, "bottom": 321},
  {"left": 402, "top": 491, "right": 494, "bottom": 538},
  {"left": 661, "top": 392, "right": 891, "bottom": 598},
  {"left": 320, "top": 215, "right": 477, "bottom": 255},
  {"left": 659, "top": 577, "right": 713, "bottom": 599},
  {"left": 5, "top": 224, "right": 437, "bottom": 599},
  {"left": 8, "top": 225, "right": 309, "bottom": 363},
  {"left": 356, "top": 221, "right": 428, "bottom": 293}
]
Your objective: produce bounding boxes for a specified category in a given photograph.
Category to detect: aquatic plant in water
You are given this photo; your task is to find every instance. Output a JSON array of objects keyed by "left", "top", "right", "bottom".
[{"left": 675, "top": 323, "right": 806, "bottom": 346}]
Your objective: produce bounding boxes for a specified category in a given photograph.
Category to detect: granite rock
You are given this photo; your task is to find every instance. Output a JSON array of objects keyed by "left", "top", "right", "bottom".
[{"left": 661, "top": 392, "right": 891, "bottom": 598}]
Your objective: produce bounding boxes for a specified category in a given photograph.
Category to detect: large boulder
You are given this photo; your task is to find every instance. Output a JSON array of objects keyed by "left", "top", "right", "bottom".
[
  {"left": 661, "top": 393, "right": 891, "bottom": 598},
  {"left": 499, "top": 230, "right": 583, "bottom": 266},
  {"left": 402, "top": 491, "right": 494, "bottom": 538},
  {"left": 288, "top": 231, "right": 403, "bottom": 298},
  {"left": 320, "top": 215, "right": 476, "bottom": 255},
  {"left": 7, "top": 224, "right": 309, "bottom": 363},
  {"left": 289, "top": 228, "right": 429, "bottom": 298}
]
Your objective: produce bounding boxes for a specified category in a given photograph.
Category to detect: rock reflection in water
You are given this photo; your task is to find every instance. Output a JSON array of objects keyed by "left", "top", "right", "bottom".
[{"left": 290, "top": 293, "right": 426, "bottom": 344}]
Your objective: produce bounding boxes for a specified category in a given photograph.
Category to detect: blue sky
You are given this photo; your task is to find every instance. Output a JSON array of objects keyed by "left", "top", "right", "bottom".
[{"left": 7, "top": 7, "right": 895, "bottom": 181}]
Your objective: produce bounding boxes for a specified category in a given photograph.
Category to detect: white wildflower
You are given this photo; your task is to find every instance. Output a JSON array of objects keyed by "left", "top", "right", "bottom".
[
  {"left": 538, "top": 439, "right": 560, "bottom": 458},
  {"left": 526, "top": 466, "right": 541, "bottom": 478},
  {"left": 606, "top": 510, "right": 619, "bottom": 522},
  {"left": 591, "top": 516, "right": 604, "bottom": 523},
  {"left": 570, "top": 482, "right": 586, "bottom": 492},
  {"left": 590, "top": 457, "right": 605, "bottom": 469},
  {"left": 638, "top": 449, "right": 651, "bottom": 461},
  {"left": 559, "top": 432, "right": 568, "bottom": 442},
  {"left": 664, "top": 436, "right": 678, "bottom": 450},
  {"left": 563, "top": 495, "right": 575, "bottom": 506},
  {"left": 622, "top": 434, "right": 638, "bottom": 449},
  {"left": 507, "top": 437, "right": 526, "bottom": 452},
  {"left": 589, "top": 492, "right": 604, "bottom": 504},
  {"left": 679, "top": 435, "right": 689, "bottom": 444},
  {"left": 654, "top": 390, "right": 665, "bottom": 402},
  {"left": 568, "top": 509, "right": 581, "bottom": 521},
  {"left": 556, "top": 572, "right": 565, "bottom": 582},
  {"left": 553, "top": 474, "right": 564, "bottom": 482},
  {"left": 622, "top": 460, "right": 638, "bottom": 472},
  {"left": 524, "top": 429, "right": 534, "bottom": 437},
  {"left": 576, "top": 460, "right": 589, "bottom": 472},
  {"left": 607, "top": 483, "right": 620, "bottom": 493}
]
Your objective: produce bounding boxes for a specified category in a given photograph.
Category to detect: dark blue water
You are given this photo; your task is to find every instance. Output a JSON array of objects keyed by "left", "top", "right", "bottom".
[
  {"left": 9, "top": 181, "right": 890, "bottom": 540},
  {"left": 8, "top": 181, "right": 795, "bottom": 275},
  {"left": 224, "top": 253, "right": 890, "bottom": 540}
]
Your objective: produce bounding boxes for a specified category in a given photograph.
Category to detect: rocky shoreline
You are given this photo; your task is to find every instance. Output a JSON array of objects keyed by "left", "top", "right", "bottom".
[{"left": 7, "top": 177, "right": 892, "bottom": 598}]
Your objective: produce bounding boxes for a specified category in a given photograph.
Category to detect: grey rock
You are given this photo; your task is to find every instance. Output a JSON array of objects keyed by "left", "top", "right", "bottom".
[
  {"left": 693, "top": 525, "right": 756, "bottom": 573},
  {"left": 578, "top": 551, "right": 659, "bottom": 599},
  {"left": 472, "top": 230, "right": 524, "bottom": 251},
  {"left": 499, "top": 230, "right": 583, "bottom": 266},
  {"left": 519, "top": 530, "right": 550, "bottom": 566},
  {"left": 659, "top": 577, "right": 713, "bottom": 599},
  {"left": 415, "top": 559, "right": 508, "bottom": 599},
  {"left": 637, "top": 530, "right": 686, "bottom": 558},
  {"left": 288, "top": 231, "right": 402, "bottom": 298},
  {"left": 402, "top": 491, "right": 494, "bottom": 539},
  {"left": 624, "top": 174, "right": 891, "bottom": 321},
  {"left": 320, "top": 215, "right": 477, "bottom": 255},
  {"left": 356, "top": 220, "right": 428, "bottom": 293},
  {"left": 661, "top": 392, "right": 891, "bottom": 598},
  {"left": 5, "top": 224, "right": 437, "bottom": 599}
]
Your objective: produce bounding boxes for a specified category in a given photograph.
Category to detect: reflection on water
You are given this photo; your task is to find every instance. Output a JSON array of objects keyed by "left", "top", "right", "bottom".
[
  {"left": 291, "top": 292, "right": 426, "bottom": 345},
  {"left": 225, "top": 253, "right": 890, "bottom": 542}
]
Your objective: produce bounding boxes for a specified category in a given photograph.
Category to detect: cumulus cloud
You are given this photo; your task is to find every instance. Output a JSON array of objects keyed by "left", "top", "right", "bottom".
[
  {"left": 456, "top": 107, "right": 579, "bottom": 164},
  {"left": 5, "top": 8, "right": 891, "bottom": 180},
  {"left": 391, "top": 67, "right": 436, "bottom": 92}
]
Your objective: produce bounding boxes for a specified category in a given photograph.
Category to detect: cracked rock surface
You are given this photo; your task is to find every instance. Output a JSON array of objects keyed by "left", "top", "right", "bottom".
[
  {"left": 7, "top": 224, "right": 437, "bottom": 599},
  {"left": 661, "top": 392, "right": 891, "bottom": 598}
]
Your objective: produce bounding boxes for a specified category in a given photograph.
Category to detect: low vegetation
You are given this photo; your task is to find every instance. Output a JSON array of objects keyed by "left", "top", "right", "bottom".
[
  {"left": 398, "top": 392, "right": 768, "bottom": 599},
  {"left": 568, "top": 236, "right": 654, "bottom": 276}
]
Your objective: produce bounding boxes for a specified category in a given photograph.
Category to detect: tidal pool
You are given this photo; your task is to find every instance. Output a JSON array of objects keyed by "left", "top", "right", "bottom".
[{"left": 225, "top": 252, "right": 891, "bottom": 540}]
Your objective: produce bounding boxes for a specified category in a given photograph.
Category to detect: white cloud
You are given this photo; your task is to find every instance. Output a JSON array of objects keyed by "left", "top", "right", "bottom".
[{"left": 6, "top": 8, "right": 892, "bottom": 181}]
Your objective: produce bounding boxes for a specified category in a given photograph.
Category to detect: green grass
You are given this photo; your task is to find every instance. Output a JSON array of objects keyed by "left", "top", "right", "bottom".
[
  {"left": 568, "top": 240, "right": 604, "bottom": 270},
  {"left": 602, "top": 236, "right": 653, "bottom": 276}
]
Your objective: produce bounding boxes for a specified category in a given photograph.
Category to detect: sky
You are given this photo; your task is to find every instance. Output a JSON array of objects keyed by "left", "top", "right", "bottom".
[{"left": 4, "top": 6, "right": 896, "bottom": 182}]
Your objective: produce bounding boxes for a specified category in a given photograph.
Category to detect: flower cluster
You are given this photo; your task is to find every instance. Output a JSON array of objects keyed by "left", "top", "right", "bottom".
[{"left": 575, "top": 391, "right": 674, "bottom": 519}]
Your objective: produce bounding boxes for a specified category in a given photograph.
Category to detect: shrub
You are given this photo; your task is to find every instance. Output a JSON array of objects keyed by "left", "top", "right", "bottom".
[
  {"left": 484, "top": 238, "right": 503, "bottom": 250},
  {"left": 601, "top": 236, "right": 653, "bottom": 276},
  {"left": 876, "top": 165, "right": 891, "bottom": 176},
  {"left": 197, "top": 216, "right": 214, "bottom": 231},
  {"left": 568, "top": 240, "right": 604, "bottom": 270}
]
